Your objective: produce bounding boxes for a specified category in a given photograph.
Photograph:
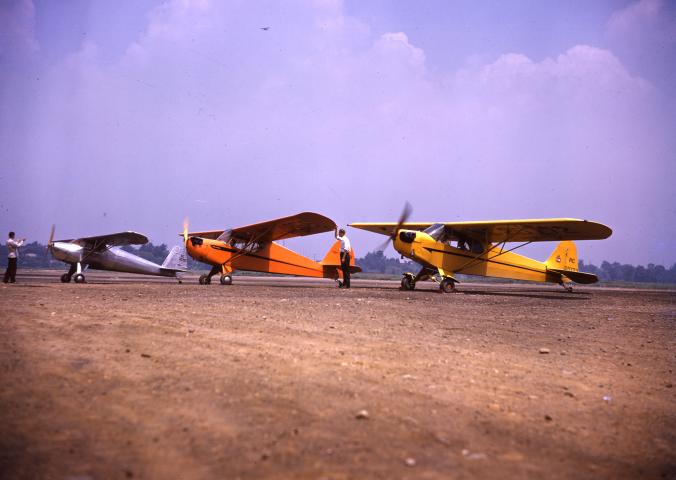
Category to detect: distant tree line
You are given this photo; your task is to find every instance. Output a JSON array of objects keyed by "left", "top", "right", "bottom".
[
  {"left": 357, "top": 250, "right": 417, "bottom": 275},
  {"left": 578, "top": 260, "right": 676, "bottom": 284},
  {"left": 1, "top": 242, "right": 675, "bottom": 284},
  {"left": 0, "top": 242, "right": 201, "bottom": 270},
  {"left": 356, "top": 251, "right": 676, "bottom": 284},
  {"left": 0, "top": 242, "right": 60, "bottom": 268}
]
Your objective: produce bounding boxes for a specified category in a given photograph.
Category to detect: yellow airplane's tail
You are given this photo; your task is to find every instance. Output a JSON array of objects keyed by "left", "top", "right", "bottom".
[
  {"left": 545, "top": 240, "right": 598, "bottom": 284},
  {"left": 546, "top": 240, "right": 578, "bottom": 272}
]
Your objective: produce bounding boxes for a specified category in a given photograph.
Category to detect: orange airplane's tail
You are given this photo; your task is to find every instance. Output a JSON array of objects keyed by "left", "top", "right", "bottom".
[
  {"left": 321, "top": 240, "right": 342, "bottom": 266},
  {"left": 321, "top": 240, "right": 360, "bottom": 278}
]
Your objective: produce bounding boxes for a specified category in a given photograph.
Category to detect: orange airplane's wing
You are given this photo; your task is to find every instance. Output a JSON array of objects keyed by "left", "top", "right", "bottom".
[
  {"left": 231, "top": 212, "right": 336, "bottom": 243},
  {"left": 350, "top": 219, "right": 612, "bottom": 243},
  {"left": 187, "top": 212, "right": 337, "bottom": 243},
  {"left": 183, "top": 229, "right": 225, "bottom": 240}
]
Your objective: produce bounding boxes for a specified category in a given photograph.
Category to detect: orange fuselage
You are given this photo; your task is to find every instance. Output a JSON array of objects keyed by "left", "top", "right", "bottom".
[{"left": 186, "top": 237, "right": 348, "bottom": 279}]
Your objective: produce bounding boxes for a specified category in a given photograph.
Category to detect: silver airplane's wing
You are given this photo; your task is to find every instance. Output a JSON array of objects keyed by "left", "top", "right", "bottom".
[{"left": 71, "top": 232, "right": 149, "bottom": 251}]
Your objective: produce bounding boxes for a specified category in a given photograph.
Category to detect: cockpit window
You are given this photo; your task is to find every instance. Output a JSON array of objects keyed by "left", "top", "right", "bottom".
[
  {"left": 468, "top": 239, "right": 485, "bottom": 254},
  {"left": 231, "top": 239, "right": 262, "bottom": 253},
  {"left": 216, "top": 229, "right": 262, "bottom": 253},
  {"left": 457, "top": 237, "right": 485, "bottom": 253}
]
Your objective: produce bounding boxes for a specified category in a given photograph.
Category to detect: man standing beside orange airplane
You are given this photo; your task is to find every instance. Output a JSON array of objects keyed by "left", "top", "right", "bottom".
[{"left": 336, "top": 228, "right": 352, "bottom": 289}]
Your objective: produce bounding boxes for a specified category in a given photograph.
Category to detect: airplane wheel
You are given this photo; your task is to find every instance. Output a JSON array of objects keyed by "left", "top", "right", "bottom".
[
  {"left": 220, "top": 275, "right": 233, "bottom": 285},
  {"left": 440, "top": 278, "right": 455, "bottom": 293},
  {"left": 199, "top": 274, "right": 210, "bottom": 285},
  {"left": 73, "top": 273, "right": 86, "bottom": 284},
  {"left": 60, "top": 273, "right": 71, "bottom": 283},
  {"left": 401, "top": 276, "right": 415, "bottom": 291}
]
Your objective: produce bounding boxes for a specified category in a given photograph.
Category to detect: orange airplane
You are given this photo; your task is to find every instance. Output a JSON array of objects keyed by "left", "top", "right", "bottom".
[{"left": 182, "top": 212, "right": 359, "bottom": 285}]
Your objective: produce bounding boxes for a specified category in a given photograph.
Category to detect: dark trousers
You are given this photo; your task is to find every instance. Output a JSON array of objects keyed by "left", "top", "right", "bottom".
[
  {"left": 340, "top": 252, "right": 351, "bottom": 288},
  {"left": 3, "top": 257, "right": 17, "bottom": 283}
]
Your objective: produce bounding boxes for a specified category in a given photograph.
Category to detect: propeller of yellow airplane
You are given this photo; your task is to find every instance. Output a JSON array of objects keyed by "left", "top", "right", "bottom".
[{"left": 377, "top": 201, "right": 412, "bottom": 252}]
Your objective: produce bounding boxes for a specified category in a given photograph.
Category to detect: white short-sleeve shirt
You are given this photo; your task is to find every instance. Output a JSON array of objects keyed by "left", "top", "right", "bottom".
[
  {"left": 338, "top": 235, "right": 351, "bottom": 253},
  {"left": 7, "top": 238, "right": 24, "bottom": 259}
]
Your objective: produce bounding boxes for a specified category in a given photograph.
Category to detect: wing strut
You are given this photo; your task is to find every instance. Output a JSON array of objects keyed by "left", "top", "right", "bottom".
[
  {"left": 218, "top": 225, "right": 288, "bottom": 268},
  {"left": 452, "top": 224, "right": 534, "bottom": 274},
  {"left": 80, "top": 237, "right": 117, "bottom": 263}
]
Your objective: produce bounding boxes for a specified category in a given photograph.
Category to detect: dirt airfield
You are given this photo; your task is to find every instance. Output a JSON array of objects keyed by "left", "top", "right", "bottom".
[{"left": 1, "top": 270, "right": 674, "bottom": 480}]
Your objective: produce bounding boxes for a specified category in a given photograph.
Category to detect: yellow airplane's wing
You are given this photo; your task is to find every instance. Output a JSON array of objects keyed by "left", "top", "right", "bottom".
[
  {"left": 188, "top": 212, "right": 337, "bottom": 243},
  {"left": 349, "top": 222, "right": 434, "bottom": 236},
  {"left": 350, "top": 219, "right": 612, "bottom": 243}
]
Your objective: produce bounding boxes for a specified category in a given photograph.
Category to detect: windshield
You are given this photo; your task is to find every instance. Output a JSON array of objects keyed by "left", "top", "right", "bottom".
[
  {"left": 423, "top": 223, "right": 446, "bottom": 241},
  {"left": 216, "top": 229, "right": 233, "bottom": 243}
]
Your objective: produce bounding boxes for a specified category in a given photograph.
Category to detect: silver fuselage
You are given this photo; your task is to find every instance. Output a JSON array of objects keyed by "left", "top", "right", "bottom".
[{"left": 51, "top": 242, "right": 177, "bottom": 277}]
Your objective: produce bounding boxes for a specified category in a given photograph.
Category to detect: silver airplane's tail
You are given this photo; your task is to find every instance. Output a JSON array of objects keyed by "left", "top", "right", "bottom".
[{"left": 162, "top": 245, "right": 188, "bottom": 271}]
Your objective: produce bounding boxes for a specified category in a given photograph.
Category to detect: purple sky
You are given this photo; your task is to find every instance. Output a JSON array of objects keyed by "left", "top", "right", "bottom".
[{"left": 1, "top": 0, "right": 674, "bottom": 265}]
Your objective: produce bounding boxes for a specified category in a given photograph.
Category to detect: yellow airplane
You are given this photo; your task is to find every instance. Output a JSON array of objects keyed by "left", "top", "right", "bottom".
[{"left": 350, "top": 207, "right": 612, "bottom": 293}]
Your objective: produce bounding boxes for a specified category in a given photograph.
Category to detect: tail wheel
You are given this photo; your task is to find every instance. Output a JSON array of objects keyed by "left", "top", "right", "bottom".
[
  {"left": 60, "top": 273, "right": 71, "bottom": 283},
  {"left": 401, "top": 275, "right": 415, "bottom": 291},
  {"left": 440, "top": 278, "right": 455, "bottom": 293},
  {"left": 220, "top": 275, "right": 233, "bottom": 285},
  {"left": 73, "top": 273, "right": 86, "bottom": 284},
  {"left": 199, "top": 274, "right": 211, "bottom": 285}
]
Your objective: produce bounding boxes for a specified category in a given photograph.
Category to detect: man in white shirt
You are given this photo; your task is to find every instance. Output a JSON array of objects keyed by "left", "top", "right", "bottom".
[
  {"left": 4, "top": 231, "right": 26, "bottom": 283},
  {"left": 336, "top": 228, "right": 351, "bottom": 288}
]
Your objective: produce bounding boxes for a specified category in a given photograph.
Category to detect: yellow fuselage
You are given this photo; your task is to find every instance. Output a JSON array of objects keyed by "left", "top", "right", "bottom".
[{"left": 393, "top": 230, "right": 561, "bottom": 283}]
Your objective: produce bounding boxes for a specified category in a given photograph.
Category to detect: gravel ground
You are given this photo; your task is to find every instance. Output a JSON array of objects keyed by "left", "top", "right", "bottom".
[{"left": 1, "top": 272, "right": 674, "bottom": 479}]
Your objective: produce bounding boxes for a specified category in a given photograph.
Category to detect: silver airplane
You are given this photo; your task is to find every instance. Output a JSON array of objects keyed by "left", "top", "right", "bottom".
[{"left": 47, "top": 226, "right": 187, "bottom": 283}]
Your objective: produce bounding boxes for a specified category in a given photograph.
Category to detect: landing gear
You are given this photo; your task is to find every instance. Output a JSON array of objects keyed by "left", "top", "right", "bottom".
[
  {"left": 61, "top": 264, "right": 77, "bottom": 283},
  {"left": 560, "top": 282, "right": 574, "bottom": 293},
  {"left": 199, "top": 265, "right": 221, "bottom": 285},
  {"left": 199, "top": 265, "right": 233, "bottom": 285},
  {"left": 401, "top": 268, "right": 458, "bottom": 293},
  {"left": 401, "top": 274, "right": 415, "bottom": 291},
  {"left": 439, "top": 278, "right": 456, "bottom": 293},
  {"left": 73, "top": 273, "right": 86, "bottom": 283}
]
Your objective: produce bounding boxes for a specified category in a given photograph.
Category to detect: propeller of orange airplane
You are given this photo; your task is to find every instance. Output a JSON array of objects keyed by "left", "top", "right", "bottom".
[{"left": 182, "top": 217, "right": 189, "bottom": 244}]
